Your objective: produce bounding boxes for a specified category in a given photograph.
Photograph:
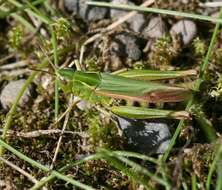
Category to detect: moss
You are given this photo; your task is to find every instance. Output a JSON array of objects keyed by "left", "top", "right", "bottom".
[
  {"left": 156, "top": 0, "right": 201, "bottom": 13},
  {"left": 210, "top": 76, "right": 222, "bottom": 100},
  {"left": 192, "top": 37, "right": 206, "bottom": 57},
  {"left": 183, "top": 144, "right": 215, "bottom": 188},
  {"left": 52, "top": 17, "right": 72, "bottom": 41},
  {"left": 87, "top": 111, "right": 122, "bottom": 150},
  {"left": 80, "top": 159, "right": 129, "bottom": 189},
  {"left": 149, "top": 36, "right": 180, "bottom": 69},
  {"left": 8, "top": 25, "right": 24, "bottom": 51}
]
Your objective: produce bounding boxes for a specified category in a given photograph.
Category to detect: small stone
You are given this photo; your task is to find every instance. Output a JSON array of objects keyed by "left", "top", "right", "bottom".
[
  {"left": 110, "top": 32, "right": 143, "bottom": 61},
  {"left": 116, "top": 117, "right": 171, "bottom": 155},
  {"left": 170, "top": 20, "right": 197, "bottom": 45},
  {"left": 64, "top": 0, "right": 108, "bottom": 21},
  {"left": 106, "top": 54, "right": 124, "bottom": 71},
  {"left": 74, "top": 96, "right": 91, "bottom": 111},
  {"left": 128, "top": 13, "right": 146, "bottom": 33},
  {"left": 63, "top": 0, "right": 79, "bottom": 12},
  {"left": 142, "top": 17, "right": 168, "bottom": 39},
  {"left": 110, "top": 0, "right": 146, "bottom": 33},
  {"left": 210, "top": 11, "right": 220, "bottom": 24},
  {"left": 110, "top": 0, "right": 130, "bottom": 19},
  {"left": 181, "top": 0, "right": 189, "bottom": 4},
  {"left": 0, "top": 79, "right": 32, "bottom": 110}
]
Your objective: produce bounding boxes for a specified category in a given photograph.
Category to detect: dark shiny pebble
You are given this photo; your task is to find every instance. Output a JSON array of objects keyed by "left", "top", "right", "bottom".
[{"left": 115, "top": 116, "right": 171, "bottom": 155}]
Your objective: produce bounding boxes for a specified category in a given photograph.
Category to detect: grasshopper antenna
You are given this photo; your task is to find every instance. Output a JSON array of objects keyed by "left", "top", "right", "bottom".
[
  {"left": 29, "top": 67, "right": 56, "bottom": 76},
  {"left": 38, "top": 44, "right": 59, "bottom": 72}
]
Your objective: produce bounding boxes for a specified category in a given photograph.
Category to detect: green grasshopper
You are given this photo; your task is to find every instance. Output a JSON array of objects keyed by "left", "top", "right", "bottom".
[{"left": 56, "top": 68, "right": 196, "bottom": 120}]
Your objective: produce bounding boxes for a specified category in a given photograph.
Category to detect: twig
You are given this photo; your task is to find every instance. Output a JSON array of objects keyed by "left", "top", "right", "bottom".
[
  {"left": 0, "top": 53, "right": 16, "bottom": 65},
  {"left": 79, "top": 0, "right": 155, "bottom": 65},
  {"left": 0, "top": 45, "right": 77, "bottom": 155},
  {"left": 106, "top": 0, "right": 155, "bottom": 31},
  {"left": 0, "top": 68, "right": 30, "bottom": 78},
  {"left": 0, "top": 60, "right": 28, "bottom": 70},
  {"left": 53, "top": 98, "right": 80, "bottom": 126},
  {"left": 200, "top": 2, "right": 222, "bottom": 8},
  {"left": 0, "top": 139, "right": 96, "bottom": 190},
  {"left": 0, "top": 70, "right": 40, "bottom": 155},
  {"left": 0, "top": 129, "right": 87, "bottom": 138},
  {"left": 0, "top": 156, "right": 48, "bottom": 190},
  {"left": 172, "top": 126, "right": 194, "bottom": 189},
  {"left": 50, "top": 95, "right": 75, "bottom": 169},
  {"left": 86, "top": 0, "right": 154, "bottom": 45},
  {"left": 22, "top": 22, "right": 43, "bottom": 44}
]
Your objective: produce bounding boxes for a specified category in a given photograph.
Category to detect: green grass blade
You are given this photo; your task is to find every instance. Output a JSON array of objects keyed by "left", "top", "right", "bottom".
[
  {"left": 0, "top": 139, "right": 95, "bottom": 190},
  {"left": 117, "top": 69, "right": 197, "bottom": 81},
  {"left": 0, "top": 60, "right": 48, "bottom": 155},
  {"left": 0, "top": 139, "right": 48, "bottom": 171},
  {"left": 216, "top": 152, "right": 222, "bottom": 190},
  {"left": 0, "top": 5, "right": 36, "bottom": 32},
  {"left": 51, "top": 27, "right": 59, "bottom": 121},
  {"left": 98, "top": 149, "right": 170, "bottom": 188},
  {"left": 191, "top": 105, "right": 217, "bottom": 142},
  {"left": 87, "top": 1, "right": 222, "bottom": 24},
  {"left": 112, "top": 106, "right": 190, "bottom": 120},
  {"left": 0, "top": 0, "right": 45, "bottom": 18},
  {"left": 97, "top": 149, "right": 152, "bottom": 189},
  {"left": 206, "top": 145, "right": 222, "bottom": 190},
  {"left": 113, "top": 150, "right": 159, "bottom": 164},
  {"left": 31, "top": 154, "right": 102, "bottom": 190},
  {"left": 23, "top": 0, "right": 52, "bottom": 24},
  {"left": 0, "top": 45, "right": 76, "bottom": 155},
  {"left": 31, "top": 151, "right": 159, "bottom": 190},
  {"left": 191, "top": 174, "right": 197, "bottom": 190},
  {"left": 162, "top": 7, "right": 222, "bottom": 162},
  {"left": 8, "top": 0, "right": 51, "bottom": 24},
  {"left": 117, "top": 156, "right": 170, "bottom": 188},
  {"left": 51, "top": 171, "right": 95, "bottom": 190}
]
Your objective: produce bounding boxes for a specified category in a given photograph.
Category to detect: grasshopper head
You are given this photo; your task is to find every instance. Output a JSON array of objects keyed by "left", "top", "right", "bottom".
[
  {"left": 56, "top": 68, "right": 74, "bottom": 93},
  {"left": 57, "top": 68, "right": 75, "bottom": 80}
]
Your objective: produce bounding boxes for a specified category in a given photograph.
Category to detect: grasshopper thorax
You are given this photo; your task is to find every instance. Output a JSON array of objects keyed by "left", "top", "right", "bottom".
[{"left": 58, "top": 68, "right": 101, "bottom": 87}]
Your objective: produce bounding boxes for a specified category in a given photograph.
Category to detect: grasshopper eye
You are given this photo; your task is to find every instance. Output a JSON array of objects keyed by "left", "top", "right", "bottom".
[
  {"left": 58, "top": 77, "right": 69, "bottom": 85},
  {"left": 57, "top": 75, "right": 66, "bottom": 81}
]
